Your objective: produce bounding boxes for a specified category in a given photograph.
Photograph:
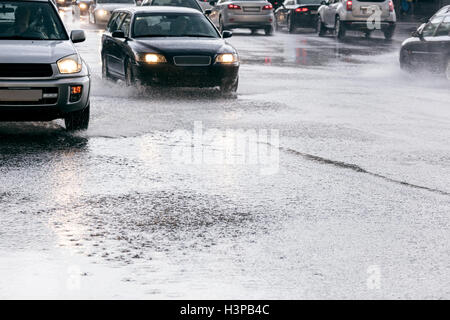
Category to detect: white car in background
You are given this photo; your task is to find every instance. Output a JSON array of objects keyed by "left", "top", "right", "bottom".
[
  {"left": 208, "top": 0, "right": 275, "bottom": 35},
  {"left": 88, "top": 0, "right": 136, "bottom": 25}
]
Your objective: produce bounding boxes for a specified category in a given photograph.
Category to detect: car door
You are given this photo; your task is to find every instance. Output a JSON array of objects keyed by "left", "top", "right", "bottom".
[
  {"left": 114, "top": 13, "right": 132, "bottom": 78},
  {"left": 104, "top": 12, "right": 127, "bottom": 76}
]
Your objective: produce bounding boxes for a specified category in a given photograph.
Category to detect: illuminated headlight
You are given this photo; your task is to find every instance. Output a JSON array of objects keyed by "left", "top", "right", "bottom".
[
  {"left": 136, "top": 53, "right": 167, "bottom": 64},
  {"left": 97, "top": 9, "right": 108, "bottom": 17},
  {"left": 79, "top": 3, "right": 87, "bottom": 9},
  {"left": 57, "top": 54, "right": 82, "bottom": 74},
  {"left": 57, "top": 0, "right": 65, "bottom": 3},
  {"left": 215, "top": 53, "right": 238, "bottom": 64}
]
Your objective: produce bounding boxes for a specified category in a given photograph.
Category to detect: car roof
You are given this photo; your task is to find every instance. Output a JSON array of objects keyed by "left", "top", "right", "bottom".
[{"left": 116, "top": 6, "right": 203, "bottom": 15}]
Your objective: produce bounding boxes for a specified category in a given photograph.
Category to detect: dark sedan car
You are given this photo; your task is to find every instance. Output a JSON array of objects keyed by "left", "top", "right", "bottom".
[
  {"left": 400, "top": 6, "right": 450, "bottom": 79},
  {"left": 141, "top": 0, "right": 204, "bottom": 12},
  {"left": 274, "top": 0, "right": 322, "bottom": 33},
  {"left": 101, "top": 6, "right": 239, "bottom": 94}
]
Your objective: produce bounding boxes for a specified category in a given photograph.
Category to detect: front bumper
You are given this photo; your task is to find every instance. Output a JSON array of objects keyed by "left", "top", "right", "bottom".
[
  {"left": 224, "top": 13, "right": 274, "bottom": 28},
  {"left": 133, "top": 62, "right": 239, "bottom": 88},
  {"left": 0, "top": 75, "right": 90, "bottom": 121}
]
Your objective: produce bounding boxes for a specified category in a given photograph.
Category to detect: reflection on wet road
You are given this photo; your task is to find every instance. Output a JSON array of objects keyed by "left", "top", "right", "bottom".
[{"left": 1, "top": 9, "right": 449, "bottom": 299}]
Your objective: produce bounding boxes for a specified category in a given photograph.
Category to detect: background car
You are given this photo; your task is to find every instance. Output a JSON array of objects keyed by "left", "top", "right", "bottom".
[
  {"left": 0, "top": 0, "right": 90, "bottom": 131},
  {"left": 88, "top": 0, "right": 136, "bottom": 25},
  {"left": 141, "top": 0, "right": 204, "bottom": 12},
  {"left": 208, "top": 0, "right": 275, "bottom": 35},
  {"left": 274, "top": 0, "right": 322, "bottom": 33},
  {"left": 72, "top": 0, "right": 94, "bottom": 19},
  {"left": 317, "top": 0, "right": 396, "bottom": 40},
  {"left": 101, "top": 7, "right": 239, "bottom": 95},
  {"left": 400, "top": 6, "right": 450, "bottom": 80},
  {"left": 56, "top": 0, "right": 71, "bottom": 7}
]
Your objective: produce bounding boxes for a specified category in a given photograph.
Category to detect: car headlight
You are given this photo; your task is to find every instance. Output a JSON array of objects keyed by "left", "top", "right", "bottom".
[
  {"left": 79, "top": 3, "right": 87, "bottom": 9},
  {"left": 57, "top": 54, "right": 82, "bottom": 74},
  {"left": 215, "top": 53, "right": 239, "bottom": 64},
  {"left": 97, "top": 9, "right": 108, "bottom": 17},
  {"left": 136, "top": 53, "right": 167, "bottom": 64}
]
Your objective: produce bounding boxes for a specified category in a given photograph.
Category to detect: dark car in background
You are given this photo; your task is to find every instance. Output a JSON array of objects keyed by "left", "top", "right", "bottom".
[
  {"left": 0, "top": 0, "right": 91, "bottom": 130},
  {"left": 141, "top": 0, "right": 204, "bottom": 12},
  {"left": 101, "top": 6, "right": 239, "bottom": 95},
  {"left": 274, "top": 0, "right": 322, "bottom": 33},
  {"left": 89, "top": 0, "right": 136, "bottom": 25},
  {"left": 400, "top": 5, "right": 450, "bottom": 80}
]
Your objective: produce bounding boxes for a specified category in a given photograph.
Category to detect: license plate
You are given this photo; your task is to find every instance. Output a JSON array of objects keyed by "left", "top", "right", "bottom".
[
  {"left": 243, "top": 7, "right": 260, "bottom": 12},
  {"left": 0, "top": 89, "right": 42, "bottom": 102}
]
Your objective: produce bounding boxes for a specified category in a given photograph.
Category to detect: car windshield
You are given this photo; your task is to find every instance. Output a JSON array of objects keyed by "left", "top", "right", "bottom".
[
  {"left": 97, "top": 0, "right": 135, "bottom": 3},
  {"left": 434, "top": 15, "right": 450, "bottom": 36},
  {"left": 0, "top": 1, "right": 68, "bottom": 40},
  {"left": 296, "top": 0, "right": 323, "bottom": 4},
  {"left": 133, "top": 13, "right": 220, "bottom": 38},
  {"left": 422, "top": 15, "right": 444, "bottom": 37},
  {"left": 150, "top": 0, "right": 200, "bottom": 10}
]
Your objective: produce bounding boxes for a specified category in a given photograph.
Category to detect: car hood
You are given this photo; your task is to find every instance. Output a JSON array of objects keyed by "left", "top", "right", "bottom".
[
  {"left": 131, "top": 38, "right": 235, "bottom": 56},
  {"left": 95, "top": 3, "right": 134, "bottom": 11},
  {"left": 0, "top": 40, "right": 75, "bottom": 64}
]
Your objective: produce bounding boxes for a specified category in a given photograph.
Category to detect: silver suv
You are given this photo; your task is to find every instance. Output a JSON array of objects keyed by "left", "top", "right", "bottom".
[
  {"left": 0, "top": 0, "right": 90, "bottom": 131},
  {"left": 317, "top": 0, "right": 396, "bottom": 40}
]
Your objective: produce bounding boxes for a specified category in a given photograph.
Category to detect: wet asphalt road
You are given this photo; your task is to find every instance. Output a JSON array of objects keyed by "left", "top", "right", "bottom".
[{"left": 0, "top": 10, "right": 449, "bottom": 299}]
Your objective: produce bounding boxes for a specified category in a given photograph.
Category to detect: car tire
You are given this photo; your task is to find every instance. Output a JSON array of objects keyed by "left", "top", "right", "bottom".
[
  {"left": 317, "top": 16, "right": 326, "bottom": 36},
  {"left": 65, "top": 103, "right": 90, "bottom": 131},
  {"left": 288, "top": 15, "right": 295, "bottom": 33},
  {"left": 335, "top": 16, "right": 345, "bottom": 40},
  {"left": 384, "top": 28, "right": 394, "bottom": 40},
  {"left": 265, "top": 26, "right": 273, "bottom": 36},
  {"left": 220, "top": 77, "right": 238, "bottom": 98}
]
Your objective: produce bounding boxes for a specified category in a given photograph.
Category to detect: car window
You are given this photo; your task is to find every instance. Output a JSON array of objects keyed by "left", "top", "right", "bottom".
[
  {"left": 132, "top": 13, "right": 220, "bottom": 38},
  {"left": 109, "top": 12, "right": 126, "bottom": 32},
  {"left": 150, "top": 0, "right": 200, "bottom": 10},
  {"left": 119, "top": 14, "right": 131, "bottom": 35},
  {"left": 107, "top": 12, "right": 121, "bottom": 32},
  {"left": 0, "top": 0, "right": 68, "bottom": 40},
  {"left": 434, "top": 15, "right": 450, "bottom": 37},
  {"left": 422, "top": 16, "right": 444, "bottom": 37}
]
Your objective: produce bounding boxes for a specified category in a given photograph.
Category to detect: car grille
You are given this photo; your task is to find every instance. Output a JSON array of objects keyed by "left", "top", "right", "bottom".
[
  {"left": 173, "top": 56, "right": 211, "bottom": 67},
  {"left": 0, "top": 88, "right": 58, "bottom": 106},
  {"left": 0, "top": 64, "right": 53, "bottom": 78}
]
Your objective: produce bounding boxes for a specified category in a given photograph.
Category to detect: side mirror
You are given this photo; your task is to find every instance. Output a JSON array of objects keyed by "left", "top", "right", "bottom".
[
  {"left": 204, "top": 9, "right": 212, "bottom": 15},
  {"left": 222, "top": 30, "right": 232, "bottom": 38},
  {"left": 412, "top": 23, "right": 426, "bottom": 40},
  {"left": 71, "top": 30, "right": 86, "bottom": 43},
  {"left": 209, "top": 1, "right": 216, "bottom": 6},
  {"left": 112, "top": 30, "right": 126, "bottom": 38}
]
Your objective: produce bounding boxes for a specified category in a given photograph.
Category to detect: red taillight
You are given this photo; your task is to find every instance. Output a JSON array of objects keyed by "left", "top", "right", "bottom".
[
  {"left": 228, "top": 4, "right": 241, "bottom": 9},
  {"left": 389, "top": 0, "right": 394, "bottom": 12},
  {"left": 295, "top": 7, "right": 309, "bottom": 12},
  {"left": 346, "top": 0, "right": 352, "bottom": 11},
  {"left": 263, "top": 4, "right": 273, "bottom": 10}
]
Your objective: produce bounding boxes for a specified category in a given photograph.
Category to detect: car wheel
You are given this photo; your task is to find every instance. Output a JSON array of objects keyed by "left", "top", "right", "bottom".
[
  {"left": 445, "top": 58, "right": 450, "bottom": 81},
  {"left": 335, "top": 16, "right": 345, "bottom": 40},
  {"left": 65, "top": 103, "right": 90, "bottom": 131},
  {"left": 317, "top": 16, "right": 326, "bottom": 36},
  {"left": 265, "top": 25, "right": 273, "bottom": 36},
  {"left": 384, "top": 28, "right": 394, "bottom": 40},
  {"left": 220, "top": 77, "right": 238, "bottom": 98},
  {"left": 288, "top": 15, "right": 295, "bottom": 33}
]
